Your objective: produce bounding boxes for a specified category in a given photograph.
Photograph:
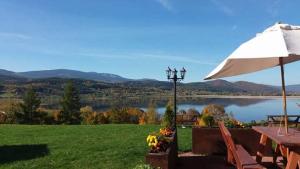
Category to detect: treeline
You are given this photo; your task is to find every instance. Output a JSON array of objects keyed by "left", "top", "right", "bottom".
[{"left": 0, "top": 81, "right": 172, "bottom": 125}]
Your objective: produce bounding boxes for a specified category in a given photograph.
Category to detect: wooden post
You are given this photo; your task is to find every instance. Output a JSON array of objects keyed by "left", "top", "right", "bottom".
[
  {"left": 279, "top": 57, "right": 288, "bottom": 134},
  {"left": 256, "top": 134, "right": 268, "bottom": 163}
]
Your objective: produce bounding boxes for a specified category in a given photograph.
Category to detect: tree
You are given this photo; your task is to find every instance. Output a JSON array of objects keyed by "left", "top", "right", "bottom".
[
  {"left": 108, "top": 107, "right": 130, "bottom": 124},
  {"left": 147, "top": 101, "right": 158, "bottom": 124},
  {"left": 161, "top": 102, "right": 173, "bottom": 128},
  {"left": 20, "top": 86, "right": 41, "bottom": 124},
  {"left": 201, "top": 104, "right": 226, "bottom": 122},
  {"left": 60, "top": 81, "right": 81, "bottom": 124}
]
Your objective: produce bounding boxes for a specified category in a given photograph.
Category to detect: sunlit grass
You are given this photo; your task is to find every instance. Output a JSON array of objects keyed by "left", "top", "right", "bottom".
[{"left": 0, "top": 124, "right": 191, "bottom": 169}]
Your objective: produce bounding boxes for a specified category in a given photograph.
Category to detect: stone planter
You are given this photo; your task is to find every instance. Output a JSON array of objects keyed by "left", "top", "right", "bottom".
[{"left": 145, "top": 132, "right": 177, "bottom": 169}]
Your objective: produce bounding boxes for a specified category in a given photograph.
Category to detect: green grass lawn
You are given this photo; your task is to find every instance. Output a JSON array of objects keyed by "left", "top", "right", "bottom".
[{"left": 0, "top": 124, "right": 191, "bottom": 169}]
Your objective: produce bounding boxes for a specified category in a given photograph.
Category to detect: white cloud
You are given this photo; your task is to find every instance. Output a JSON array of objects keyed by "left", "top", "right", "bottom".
[
  {"left": 210, "top": 0, "right": 234, "bottom": 16},
  {"left": 78, "top": 52, "right": 217, "bottom": 66},
  {"left": 0, "top": 32, "right": 32, "bottom": 40},
  {"left": 156, "top": 0, "right": 173, "bottom": 11}
]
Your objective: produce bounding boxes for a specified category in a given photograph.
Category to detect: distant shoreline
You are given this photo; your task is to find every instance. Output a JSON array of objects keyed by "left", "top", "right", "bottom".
[{"left": 178, "top": 95, "right": 300, "bottom": 99}]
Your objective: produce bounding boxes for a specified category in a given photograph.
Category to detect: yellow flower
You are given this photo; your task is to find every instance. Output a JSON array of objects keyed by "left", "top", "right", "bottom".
[{"left": 146, "top": 134, "right": 159, "bottom": 148}]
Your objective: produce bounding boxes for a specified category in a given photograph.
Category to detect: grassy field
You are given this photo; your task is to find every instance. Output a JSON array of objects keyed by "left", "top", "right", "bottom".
[{"left": 0, "top": 124, "right": 192, "bottom": 169}]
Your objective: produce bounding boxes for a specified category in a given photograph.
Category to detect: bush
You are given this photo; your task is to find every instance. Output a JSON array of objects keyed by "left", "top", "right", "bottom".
[
  {"left": 127, "top": 108, "right": 144, "bottom": 124},
  {"left": 201, "top": 104, "right": 227, "bottom": 122},
  {"left": 133, "top": 164, "right": 156, "bottom": 169},
  {"left": 80, "top": 106, "right": 96, "bottom": 124},
  {"left": 2, "top": 101, "right": 22, "bottom": 124},
  {"left": 108, "top": 107, "right": 130, "bottom": 124},
  {"left": 98, "top": 113, "right": 109, "bottom": 124},
  {"left": 43, "top": 112, "right": 56, "bottom": 125},
  {"left": 139, "top": 113, "right": 147, "bottom": 125},
  {"left": 161, "top": 102, "right": 173, "bottom": 128},
  {"left": 52, "top": 110, "right": 62, "bottom": 124},
  {"left": 196, "top": 114, "right": 214, "bottom": 127},
  {"left": 33, "top": 108, "right": 49, "bottom": 124}
]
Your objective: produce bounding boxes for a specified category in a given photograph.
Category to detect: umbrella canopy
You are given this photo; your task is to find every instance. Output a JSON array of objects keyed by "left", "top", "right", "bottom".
[
  {"left": 205, "top": 23, "right": 300, "bottom": 80},
  {"left": 204, "top": 22, "right": 300, "bottom": 134}
]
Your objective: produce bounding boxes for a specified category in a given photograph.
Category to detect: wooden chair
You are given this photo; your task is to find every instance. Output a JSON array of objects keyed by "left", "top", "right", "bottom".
[{"left": 218, "top": 122, "right": 264, "bottom": 169}]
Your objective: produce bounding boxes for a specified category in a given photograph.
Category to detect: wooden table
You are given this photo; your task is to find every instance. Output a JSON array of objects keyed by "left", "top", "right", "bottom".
[{"left": 252, "top": 126, "right": 300, "bottom": 169}]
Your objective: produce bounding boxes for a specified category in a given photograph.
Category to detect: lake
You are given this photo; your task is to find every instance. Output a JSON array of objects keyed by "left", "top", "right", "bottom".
[
  {"left": 3, "top": 96, "right": 299, "bottom": 122},
  {"left": 141, "top": 97, "right": 300, "bottom": 122}
]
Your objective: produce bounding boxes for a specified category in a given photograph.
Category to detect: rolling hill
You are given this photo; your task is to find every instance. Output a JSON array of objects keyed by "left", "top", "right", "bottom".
[
  {"left": 0, "top": 69, "right": 130, "bottom": 83},
  {"left": 0, "top": 69, "right": 299, "bottom": 97}
]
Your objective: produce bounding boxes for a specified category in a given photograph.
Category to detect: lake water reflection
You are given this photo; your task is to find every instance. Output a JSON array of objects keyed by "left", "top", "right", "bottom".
[
  {"left": 142, "top": 98, "right": 300, "bottom": 122},
  {"left": 40, "top": 96, "right": 300, "bottom": 122}
]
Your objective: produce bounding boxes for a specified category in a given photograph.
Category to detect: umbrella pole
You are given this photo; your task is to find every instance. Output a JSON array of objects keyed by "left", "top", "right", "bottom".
[{"left": 279, "top": 57, "right": 288, "bottom": 134}]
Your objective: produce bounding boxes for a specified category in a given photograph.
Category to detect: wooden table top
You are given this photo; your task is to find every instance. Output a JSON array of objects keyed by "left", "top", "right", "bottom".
[{"left": 252, "top": 126, "right": 300, "bottom": 147}]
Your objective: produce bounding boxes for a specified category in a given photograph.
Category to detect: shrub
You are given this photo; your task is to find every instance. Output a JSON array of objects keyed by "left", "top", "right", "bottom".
[
  {"left": 33, "top": 108, "right": 49, "bottom": 124},
  {"left": 43, "top": 111, "right": 56, "bottom": 125},
  {"left": 2, "top": 101, "right": 22, "bottom": 124},
  {"left": 139, "top": 113, "right": 147, "bottom": 125},
  {"left": 201, "top": 104, "right": 227, "bottom": 122},
  {"left": 161, "top": 103, "right": 173, "bottom": 128},
  {"left": 108, "top": 107, "right": 130, "bottom": 124},
  {"left": 80, "top": 106, "right": 96, "bottom": 124},
  {"left": 52, "top": 110, "right": 62, "bottom": 123},
  {"left": 201, "top": 114, "right": 214, "bottom": 127},
  {"left": 97, "top": 113, "right": 109, "bottom": 124},
  {"left": 127, "top": 108, "right": 144, "bottom": 124},
  {"left": 133, "top": 164, "right": 156, "bottom": 169}
]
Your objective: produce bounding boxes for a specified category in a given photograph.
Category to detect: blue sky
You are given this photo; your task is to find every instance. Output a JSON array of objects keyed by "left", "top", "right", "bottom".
[{"left": 0, "top": 0, "right": 300, "bottom": 85}]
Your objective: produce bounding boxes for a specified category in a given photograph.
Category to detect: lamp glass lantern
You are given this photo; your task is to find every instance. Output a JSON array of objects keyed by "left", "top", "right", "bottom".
[
  {"left": 166, "top": 68, "right": 171, "bottom": 79},
  {"left": 172, "top": 69, "right": 177, "bottom": 77},
  {"left": 180, "top": 68, "right": 186, "bottom": 79}
]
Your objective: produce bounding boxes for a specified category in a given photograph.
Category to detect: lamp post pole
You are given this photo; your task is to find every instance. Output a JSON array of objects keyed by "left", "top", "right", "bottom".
[
  {"left": 166, "top": 67, "right": 186, "bottom": 130},
  {"left": 173, "top": 77, "right": 177, "bottom": 130},
  {"left": 166, "top": 67, "right": 186, "bottom": 157}
]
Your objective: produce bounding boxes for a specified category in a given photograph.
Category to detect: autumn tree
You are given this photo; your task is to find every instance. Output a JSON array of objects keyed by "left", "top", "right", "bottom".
[{"left": 147, "top": 101, "right": 158, "bottom": 124}]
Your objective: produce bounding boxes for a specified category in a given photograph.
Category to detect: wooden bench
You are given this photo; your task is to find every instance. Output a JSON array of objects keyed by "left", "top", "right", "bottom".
[
  {"left": 267, "top": 115, "right": 300, "bottom": 127},
  {"left": 218, "top": 122, "right": 264, "bottom": 169}
]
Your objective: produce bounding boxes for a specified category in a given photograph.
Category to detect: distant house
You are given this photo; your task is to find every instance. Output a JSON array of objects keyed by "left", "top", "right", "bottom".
[{"left": 177, "top": 109, "right": 200, "bottom": 126}]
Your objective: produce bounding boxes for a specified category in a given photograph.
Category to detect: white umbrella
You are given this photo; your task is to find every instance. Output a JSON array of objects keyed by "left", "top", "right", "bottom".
[{"left": 205, "top": 22, "right": 300, "bottom": 134}]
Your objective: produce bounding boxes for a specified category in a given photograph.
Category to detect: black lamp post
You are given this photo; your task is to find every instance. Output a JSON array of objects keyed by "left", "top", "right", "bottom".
[{"left": 166, "top": 67, "right": 186, "bottom": 130}]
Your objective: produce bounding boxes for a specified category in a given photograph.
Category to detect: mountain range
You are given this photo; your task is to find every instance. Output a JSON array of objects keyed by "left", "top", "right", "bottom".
[
  {"left": 0, "top": 69, "right": 299, "bottom": 96},
  {"left": 0, "top": 69, "right": 130, "bottom": 83}
]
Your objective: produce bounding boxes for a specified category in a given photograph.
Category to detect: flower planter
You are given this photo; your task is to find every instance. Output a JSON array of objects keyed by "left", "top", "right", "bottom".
[{"left": 145, "top": 132, "right": 177, "bottom": 169}]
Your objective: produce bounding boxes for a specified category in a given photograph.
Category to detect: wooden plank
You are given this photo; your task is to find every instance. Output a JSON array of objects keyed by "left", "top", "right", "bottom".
[
  {"left": 286, "top": 151, "right": 300, "bottom": 169},
  {"left": 219, "top": 122, "right": 263, "bottom": 169},
  {"left": 256, "top": 134, "right": 268, "bottom": 163},
  {"left": 236, "top": 145, "right": 261, "bottom": 167},
  {"left": 252, "top": 126, "right": 300, "bottom": 147}
]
